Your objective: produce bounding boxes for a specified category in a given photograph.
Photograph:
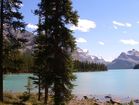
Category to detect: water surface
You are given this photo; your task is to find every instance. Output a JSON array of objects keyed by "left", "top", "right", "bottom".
[{"left": 4, "top": 69, "right": 139, "bottom": 98}]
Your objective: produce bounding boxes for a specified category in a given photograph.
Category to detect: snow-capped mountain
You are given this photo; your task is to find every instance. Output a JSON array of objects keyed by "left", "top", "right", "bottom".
[
  {"left": 72, "top": 47, "right": 107, "bottom": 64},
  {"left": 108, "top": 49, "right": 139, "bottom": 69}
]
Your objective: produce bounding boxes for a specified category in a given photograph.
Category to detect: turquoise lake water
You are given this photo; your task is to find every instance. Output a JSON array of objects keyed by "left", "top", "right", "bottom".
[{"left": 3, "top": 69, "right": 139, "bottom": 98}]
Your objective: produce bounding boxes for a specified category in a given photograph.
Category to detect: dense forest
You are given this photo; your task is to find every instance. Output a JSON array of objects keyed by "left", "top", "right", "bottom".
[
  {"left": 133, "top": 64, "right": 139, "bottom": 69},
  {"left": 3, "top": 51, "right": 33, "bottom": 74},
  {"left": 4, "top": 53, "right": 107, "bottom": 73},
  {"left": 73, "top": 60, "right": 107, "bottom": 72}
]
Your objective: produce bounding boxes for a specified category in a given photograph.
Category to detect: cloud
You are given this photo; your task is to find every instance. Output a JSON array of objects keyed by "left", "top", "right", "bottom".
[
  {"left": 98, "top": 41, "right": 104, "bottom": 45},
  {"left": 113, "top": 21, "right": 125, "bottom": 27},
  {"left": 76, "top": 37, "right": 87, "bottom": 43},
  {"left": 113, "top": 25, "right": 118, "bottom": 29},
  {"left": 112, "top": 21, "right": 132, "bottom": 29},
  {"left": 137, "top": 21, "right": 139, "bottom": 24},
  {"left": 70, "top": 19, "right": 96, "bottom": 32},
  {"left": 120, "top": 39, "right": 139, "bottom": 45},
  {"left": 123, "top": 31, "right": 127, "bottom": 34},
  {"left": 126, "top": 23, "right": 132, "bottom": 27},
  {"left": 26, "top": 23, "right": 38, "bottom": 30}
]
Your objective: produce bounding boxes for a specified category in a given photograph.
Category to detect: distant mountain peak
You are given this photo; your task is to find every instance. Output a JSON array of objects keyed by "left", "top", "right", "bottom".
[
  {"left": 72, "top": 47, "right": 107, "bottom": 64},
  {"left": 126, "top": 49, "right": 139, "bottom": 56},
  {"left": 108, "top": 49, "right": 139, "bottom": 69}
]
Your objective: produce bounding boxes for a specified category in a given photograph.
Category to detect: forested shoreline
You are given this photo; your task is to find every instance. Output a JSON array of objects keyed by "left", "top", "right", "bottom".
[
  {"left": 74, "top": 60, "right": 107, "bottom": 72},
  {"left": 4, "top": 54, "right": 107, "bottom": 74}
]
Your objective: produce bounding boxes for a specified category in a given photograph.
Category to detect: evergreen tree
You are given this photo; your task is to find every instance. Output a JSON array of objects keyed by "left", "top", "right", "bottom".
[
  {"left": 133, "top": 64, "right": 139, "bottom": 69},
  {"left": 31, "top": 7, "right": 51, "bottom": 102},
  {"left": 34, "top": 0, "right": 78, "bottom": 104},
  {"left": 32, "top": 34, "right": 49, "bottom": 102},
  {"left": 73, "top": 60, "right": 107, "bottom": 72},
  {"left": 0, "top": 0, "right": 4, "bottom": 101},
  {"left": 0, "top": 0, "right": 25, "bottom": 101}
]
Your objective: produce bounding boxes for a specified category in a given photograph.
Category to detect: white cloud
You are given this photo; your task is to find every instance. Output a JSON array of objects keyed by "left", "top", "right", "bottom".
[
  {"left": 137, "top": 21, "right": 139, "bottom": 24},
  {"left": 113, "top": 25, "right": 118, "bottom": 29},
  {"left": 76, "top": 37, "right": 87, "bottom": 43},
  {"left": 126, "top": 23, "right": 132, "bottom": 27},
  {"left": 120, "top": 39, "right": 139, "bottom": 45},
  {"left": 98, "top": 41, "right": 104, "bottom": 45},
  {"left": 70, "top": 19, "right": 96, "bottom": 32},
  {"left": 113, "top": 21, "right": 125, "bottom": 27},
  {"left": 112, "top": 21, "right": 132, "bottom": 29},
  {"left": 26, "top": 23, "right": 38, "bottom": 30}
]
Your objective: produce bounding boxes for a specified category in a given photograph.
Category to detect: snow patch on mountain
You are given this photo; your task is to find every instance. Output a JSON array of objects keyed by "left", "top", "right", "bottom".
[
  {"left": 108, "top": 49, "right": 139, "bottom": 69},
  {"left": 72, "top": 47, "right": 107, "bottom": 64}
]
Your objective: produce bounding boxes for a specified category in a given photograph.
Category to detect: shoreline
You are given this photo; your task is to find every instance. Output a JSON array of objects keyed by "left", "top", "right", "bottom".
[
  {"left": 3, "top": 91, "right": 139, "bottom": 105},
  {"left": 73, "top": 94, "right": 139, "bottom": 105}
]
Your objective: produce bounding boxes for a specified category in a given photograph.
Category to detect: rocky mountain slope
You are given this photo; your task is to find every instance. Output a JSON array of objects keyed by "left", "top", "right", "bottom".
[
  {"left": 6, "top": 26, "right": 139, "bottom": 69},
  {"left": 72, "top": 47, "right": 107, "bottom": 64},
  {"left": 108, "top": 49, "right": 139, "bottom": 69}
]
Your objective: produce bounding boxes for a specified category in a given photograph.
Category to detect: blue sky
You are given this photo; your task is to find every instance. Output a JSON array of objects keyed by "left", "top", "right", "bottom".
[{"left": 21, "top": 0, "right": 139, "bottom": 61}]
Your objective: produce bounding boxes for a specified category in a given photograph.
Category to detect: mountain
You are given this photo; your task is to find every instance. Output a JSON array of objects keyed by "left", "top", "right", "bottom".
[
  {"left": 72, "top": 47, "right": 107, "bottom": 64},
  {"left": 3, "top": 24, "right": 34, "bottom": 53},
  {"left": 108, "top": 49, "right": 139, "bottom": 69},
  {"left": 15, "top": 30, "right": 34, "bottom": 52}
]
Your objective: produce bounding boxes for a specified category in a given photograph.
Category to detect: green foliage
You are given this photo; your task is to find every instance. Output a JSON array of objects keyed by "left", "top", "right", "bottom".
[
  {"left": 0, "top": 0, "right": 25, "bottom": 101},
  {"left": 73, "top": 60, "right": 107, "bottom": 72},
  {"left": 32, "top": 0, "right": 79, "bottom": 105},
  {"left": 1, "top": 0, "right": 25, "bottom": 30},
  {"left": 21, "top": 52, "right": 33, "bottom": 73},
  {"left": 3, "top": 51, "right": 33, "bottom": 73},
  {"left": 0, "top": 0, "right": 26, "bottom": 74},
  {"left": 129, "top": 100, "right": 134, "bottom": 105},
  {"left": 31, "top": 34, "right": 49, "bottom": 101}
]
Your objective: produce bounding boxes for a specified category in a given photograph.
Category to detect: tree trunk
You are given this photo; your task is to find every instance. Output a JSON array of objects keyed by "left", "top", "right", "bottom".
[
  {"left": 0, "top": 0, "right": 4, "bottom": 102},
  {"left": 38, "top": 76, "right": 41, "bottom": 101},
  {"left": 44, "top": 84, "right": 48, "bottom": 104},
  {"left": 54, "top": 80, "right": 61, "bottom": 105}
]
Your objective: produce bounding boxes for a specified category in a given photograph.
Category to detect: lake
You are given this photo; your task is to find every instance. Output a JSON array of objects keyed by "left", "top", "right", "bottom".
[{"left": 3, "top": 69, "right": 139, "bottom": 98}]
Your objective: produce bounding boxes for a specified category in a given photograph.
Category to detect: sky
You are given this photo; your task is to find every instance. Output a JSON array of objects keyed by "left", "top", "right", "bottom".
[{"left": 21, "top": 0, "right": 139, "bottom": 61}]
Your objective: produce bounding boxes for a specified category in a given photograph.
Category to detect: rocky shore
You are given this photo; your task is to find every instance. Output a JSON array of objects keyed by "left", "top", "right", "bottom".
[
  {"left": 69, "top": 94, "right": 139, "bottom": 105},
  {"left": 1, "top": 92, "right": 139, "bottom": 105}
]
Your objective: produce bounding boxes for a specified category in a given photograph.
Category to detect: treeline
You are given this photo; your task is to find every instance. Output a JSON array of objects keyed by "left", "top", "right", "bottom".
[
  {"left": 3, "top": 51, "right": 33, "bottom": 74},
  {"left": 4, "top": 53, "right": 108, "bottom": 73},
  {"left": 133, "top": 64, "right": 139, "bottom": 69},
  {"left": 73, "top": 60, "right": 107, "bottom": 72}
]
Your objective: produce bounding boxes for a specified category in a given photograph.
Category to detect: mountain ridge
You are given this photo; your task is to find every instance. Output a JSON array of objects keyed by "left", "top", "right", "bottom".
[
  {"left": 72, "top": 47, "right": 108, "bottom": 64},
  {"left": 108, "top": 49, "right": 139, "bottom": 69},
  {"left": 6, "top": 28, "right": 139, "bottom": 69}
]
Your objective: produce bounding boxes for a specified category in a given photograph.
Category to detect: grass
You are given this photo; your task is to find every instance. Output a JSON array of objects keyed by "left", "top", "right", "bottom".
[{"left": 0, "top": 92, "right": 134, "bottom": 105}]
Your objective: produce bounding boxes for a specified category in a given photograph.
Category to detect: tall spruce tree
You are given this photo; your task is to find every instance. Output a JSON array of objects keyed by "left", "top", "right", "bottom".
[
  {"left": 35, "top": 0, "right": 78, "bottom": 104},
  {"left": 0, "top": 0, "right": 4, "bottom": 101},
  {"left": 0, "top": 0, "right": 24, "bottom": 101},
  {"left": 32, "top": 7, "right": 51, "bottom": 103},
  {"left": 32, "top": 34, "right": 49, "bottom": 102}
]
